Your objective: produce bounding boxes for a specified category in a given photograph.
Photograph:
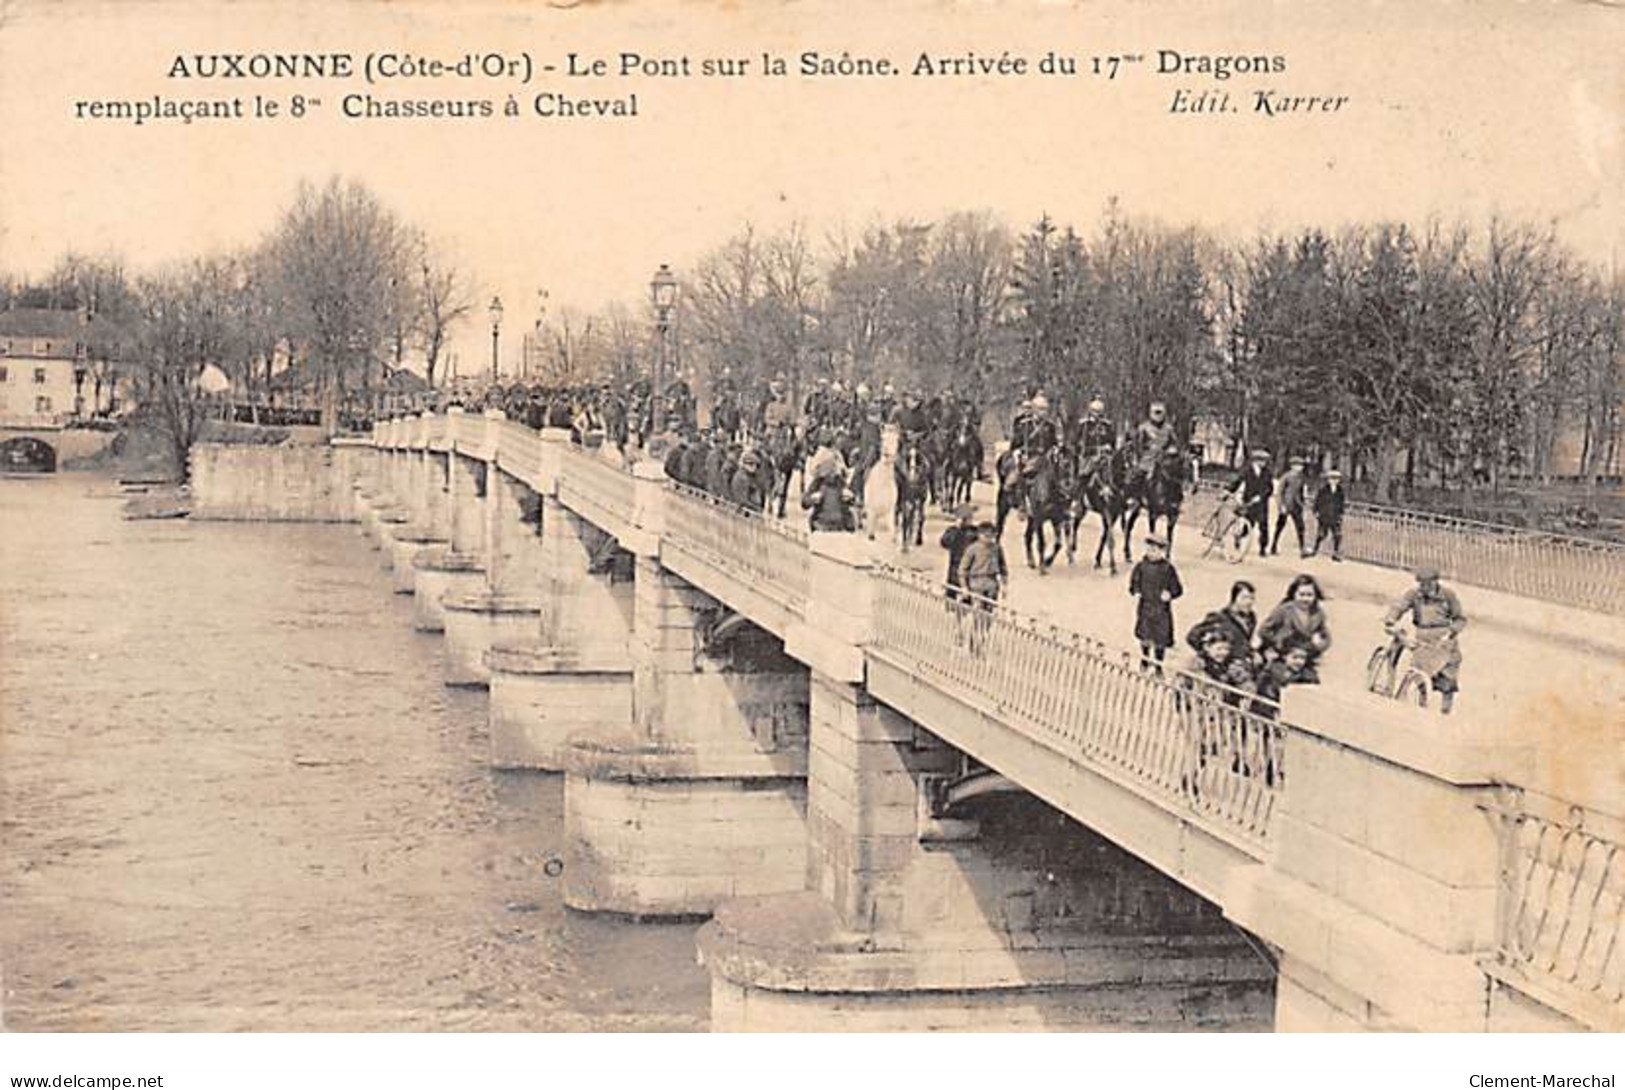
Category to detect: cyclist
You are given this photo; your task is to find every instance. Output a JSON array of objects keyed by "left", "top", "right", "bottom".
[{"left": 1383, "top": 566, "right": 1468, "bottom": 714}]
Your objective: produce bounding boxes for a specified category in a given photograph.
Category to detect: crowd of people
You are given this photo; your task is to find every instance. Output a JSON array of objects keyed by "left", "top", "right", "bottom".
[{"left": 387, "top": 372, "right": 1468, "bottom": 715}]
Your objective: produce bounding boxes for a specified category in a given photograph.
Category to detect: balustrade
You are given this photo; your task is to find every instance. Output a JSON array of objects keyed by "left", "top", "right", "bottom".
[
  {"left": 663, "top": 483, "right": 811, "bottom": 615},
  {"left": 870, "top": 565, "right": 1284, "bottom": 852},
  {"left": 1493, "top": 790, "right": 1625, "bottom": 1027}
]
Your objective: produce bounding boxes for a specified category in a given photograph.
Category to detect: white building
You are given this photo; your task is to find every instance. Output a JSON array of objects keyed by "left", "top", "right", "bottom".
[{"left": 0, "top": 308, "right": 88, "bottom": 424}]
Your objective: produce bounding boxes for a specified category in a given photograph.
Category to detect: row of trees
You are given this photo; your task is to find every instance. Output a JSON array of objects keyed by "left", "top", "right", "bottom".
[
  {"left": 3, "top": 177, "right": 477, "bottom": 472},
  {"left": 664, "top": 208, "right": 1624, "bottom": 498}
]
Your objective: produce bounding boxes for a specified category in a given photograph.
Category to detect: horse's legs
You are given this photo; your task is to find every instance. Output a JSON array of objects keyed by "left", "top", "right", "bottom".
[{"left": 1122, "top": 503, "right": 1141, "bottom": 563}]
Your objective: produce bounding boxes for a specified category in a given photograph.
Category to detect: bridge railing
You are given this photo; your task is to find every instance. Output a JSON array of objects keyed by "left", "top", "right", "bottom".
[
  {"left": 556, "top": 440, "right": 637, "bottom": 532},
  {"left": 1341, "top": 504, "right": 1624, "bottom": 616},
  {"left": 1492, "top": 789, "right": 1625, "bottom": 1028},
  {"left": 664, "top": 482, "right": 811, "bottom": 615},
  {"left": 870, "top": 565, "right": 1284, "bottom": 853},
  {"left": 1182, "top": 482, "right": 1624, "bottom": 615}
]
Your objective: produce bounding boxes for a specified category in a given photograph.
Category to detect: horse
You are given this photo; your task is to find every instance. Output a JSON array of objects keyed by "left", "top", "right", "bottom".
[
  {"left": 1021, "top": 449, "right": 1074, "bottom": 573},
  {"left": 762, "top": 424, "right": 803, "bottom": 519},
  {"left": 1077, "top": 449, "right": 1125, "bottom": 575},
  {"left": 995, "top": 447, "right": 1025, "bottom": 539},
  {"left": 859, "top": 427, "right": 898, "bottom": 542},
  {"left": 943, "top": 418, "right": 983, "bottom": 509},
  {"left": 894, "top": 439, "right": 932, "bottom": 551},
  {"left": 1121, "top": 449, "right": 1188, "bottom": 563}
]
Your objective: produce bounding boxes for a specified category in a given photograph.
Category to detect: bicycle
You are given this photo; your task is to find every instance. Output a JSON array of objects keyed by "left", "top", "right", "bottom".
[
  {"left": 1201, "top": 493, "right": 1252, "bottom": 564},
  {"left": 1365, "top": 630, "right": 1442, "bottom": 707}
]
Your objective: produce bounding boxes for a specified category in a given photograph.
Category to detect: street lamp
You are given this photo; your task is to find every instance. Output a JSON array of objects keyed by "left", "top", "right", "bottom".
[
  {"left": 649, "top": 263, "right": 678, "bottom": 439},
  {"left": 488, "top": 295, "right": 504, "bottom": 383}
]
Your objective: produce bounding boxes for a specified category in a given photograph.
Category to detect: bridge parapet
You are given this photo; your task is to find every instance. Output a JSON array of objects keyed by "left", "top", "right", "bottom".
[
  {"left": 663, "top": 482, "right": 810, "bottom": 635},
  {"left": 556, "top": 440, "right": 638, "bottom": 543},
  {"left": 871, "top": 567, "right": 1283, "bottom": 858},
  {"left": 1489, "top": 790, "right": 1625, "bottom": 1030}
]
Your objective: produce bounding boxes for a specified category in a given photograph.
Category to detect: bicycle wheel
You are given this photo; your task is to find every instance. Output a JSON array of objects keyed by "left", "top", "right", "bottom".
[
  {"left": 1201, "top": 512, "right": 1224, "bottom": 558},
  {"left": 1220, "top": 519, "right": 1250, "bottom": 564},
  {"left": 1396, "top": 671, "right": 1430, "bottom": 707},
  {"left": 1366, "top": 644, "right": 1396, "bottom": 696}
]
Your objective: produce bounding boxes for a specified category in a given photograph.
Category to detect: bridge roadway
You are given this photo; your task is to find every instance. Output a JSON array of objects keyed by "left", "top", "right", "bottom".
[
  {"left": 879, "top": 487, "right": 1625, "bottom": 796},
  {"left": 356, "top": 410, "right": 1625, "bottom": 1031}
]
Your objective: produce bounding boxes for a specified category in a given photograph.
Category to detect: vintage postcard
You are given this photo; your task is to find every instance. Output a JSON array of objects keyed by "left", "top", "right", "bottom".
[{"left": 0, "top": 0, "right": 1621, "bottom": 1074}]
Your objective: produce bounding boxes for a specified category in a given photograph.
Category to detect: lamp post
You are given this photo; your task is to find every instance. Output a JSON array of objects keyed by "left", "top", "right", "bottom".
[
  {"left": 649, "top": 263, "right": 678, "bottom": 440},
  {"left": 488, "top": 295, "right": 504, "bottom": 383}
]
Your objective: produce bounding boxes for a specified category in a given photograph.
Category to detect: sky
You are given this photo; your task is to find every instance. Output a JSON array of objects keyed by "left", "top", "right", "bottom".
[{"left": 1, "top": 0, "right": 1620, "bottom": 375}]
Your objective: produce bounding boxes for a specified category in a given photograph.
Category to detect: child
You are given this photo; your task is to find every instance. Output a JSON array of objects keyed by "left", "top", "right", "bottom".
[
  {"left": 1312, "top": 469, "right": 1347, "bottom": 561},
  {"left": 1256, "top": 637, "right": 1318, "bottom": 716},
  {"left": 1129, "top": 534, "right": 1183, "bottom": 672}
]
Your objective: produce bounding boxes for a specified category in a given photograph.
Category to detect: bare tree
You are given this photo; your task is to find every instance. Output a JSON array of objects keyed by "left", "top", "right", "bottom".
[
  {"left": 413, "top": 234, "right": 474, "bottom": 389},
  {"left": 262, "top": 177, "right": 416, "bottom": 432}
]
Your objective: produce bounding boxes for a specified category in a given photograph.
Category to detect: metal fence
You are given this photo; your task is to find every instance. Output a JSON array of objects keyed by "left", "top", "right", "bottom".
[
  {"left": 1182, "top": 482, "right": 1625, "bottom": 615},
  {"left": 1495, "top": 790, "right": 1624, "bottom": 1027},
  {"left": 1342, "top": 504, "right": 1625, "bottom": 615},
  {"left": 663, "top": 483, "right": 812, "bottom": 615},
  {"left": 556, "top": 441, "right": 637, "bottom": 530},
  {"left": 870, "top": 566, "right": 1284, "bottom": 852}
]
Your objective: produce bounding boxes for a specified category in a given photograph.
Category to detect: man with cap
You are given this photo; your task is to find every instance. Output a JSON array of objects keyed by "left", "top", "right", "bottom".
[
  {"left": 957, "top": 520, "right": 1009, "bottom": 653},
  {"left": 730, "top": 448, "right": 767, "bottom": 512},
  {"left": 1384, "top": 566, "right": 1468, "bottom": 714},
  {"left": 1232, "top": 447, "right": 1275, "bottom": 557},
  {"left": 1132, "top": 401, "right": 1180, "bottom": 478},
  {"left": 1272, "top": 455, "right": 1310, "bottom": 557},
  {"left": 940, "top": 503, "right": 979, "bottom": 602},
  {"left": 1311, "top": 468, "right": 1347, "bottom": 560}
]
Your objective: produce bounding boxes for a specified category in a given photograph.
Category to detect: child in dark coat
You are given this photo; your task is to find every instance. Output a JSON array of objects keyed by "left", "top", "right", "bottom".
[{"left": 1129, "top": 535, "right": 1183, "bottom": 672}]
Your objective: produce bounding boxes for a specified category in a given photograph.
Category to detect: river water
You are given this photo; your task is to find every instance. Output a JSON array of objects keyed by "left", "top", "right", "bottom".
[{"left": 0, "top": 474, "right": 709, "bottom": 1031}]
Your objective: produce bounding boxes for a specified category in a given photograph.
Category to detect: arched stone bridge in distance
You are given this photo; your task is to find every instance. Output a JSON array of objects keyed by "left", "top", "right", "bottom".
[
  {"left": 0, "top": 421, "right": 117, "bottom": 472},
  {"left": 190, "top": 407, "right": 1625, "bottom": 1032}
]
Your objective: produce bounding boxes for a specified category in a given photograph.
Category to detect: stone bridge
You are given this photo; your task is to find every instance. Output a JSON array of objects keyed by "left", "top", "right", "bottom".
[
  {"left": 0, "top": 421, "right": 117, "bottom": 472},
  {"left": 191, "top": 407, "right": 1625, "bottom": 1032}
]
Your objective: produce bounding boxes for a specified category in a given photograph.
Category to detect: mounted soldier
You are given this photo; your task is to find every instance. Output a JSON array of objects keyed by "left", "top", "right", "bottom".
[{"left": 1077, "top": 397, "right": 1116, "bottom": 464}]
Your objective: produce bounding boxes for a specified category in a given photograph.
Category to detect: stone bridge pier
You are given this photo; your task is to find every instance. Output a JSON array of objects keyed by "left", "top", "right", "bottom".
[
  {"left": 442, "top": 412, "right": 545, "bottom": 687},
  {"left": 385, "top": 431, "right": 451, "bottom": 595},
  {"left": 411, "top": 408, "right": 487, "bottom": 635},
  {"left": 561, "top": 551, "right": 811, "bottom": 918},
  {"left": 486, "top": 485, "right": 635, "bottom": 771}
]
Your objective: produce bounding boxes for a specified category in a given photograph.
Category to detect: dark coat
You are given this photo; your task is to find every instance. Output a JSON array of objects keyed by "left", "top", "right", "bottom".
[
  {"left": 803, "top": 478, "right": 855, "bottom": 532},
  {"left": 1185, "top": 607, "right": 1258, "bottom": 655},
  {"left": 1235, "top": 466, "right": 1274, "bottom": 509},
  {"left": 940, "top": 524, "right": 977, "bottom": 587},
  {"left": 730, "top": 467, "right": 765, "bottom": 511},
  {"left": 1314, "top": 482, "right": 1347, "bottom": 525},
  {"left": 1129, "top": 557, "right": 1183, "bottom": 648}
]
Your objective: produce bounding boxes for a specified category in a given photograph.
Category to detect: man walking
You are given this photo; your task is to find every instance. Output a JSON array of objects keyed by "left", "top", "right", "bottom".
[
  {"left": 1234, "top": 448, "right": 1274, "bottom": 557},
  {"left": 1272, "top": 455, "right": 1309, "bottom": 557}
]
